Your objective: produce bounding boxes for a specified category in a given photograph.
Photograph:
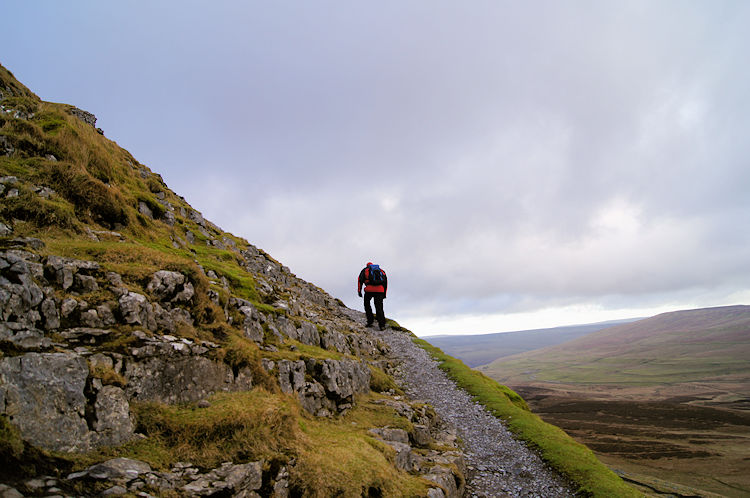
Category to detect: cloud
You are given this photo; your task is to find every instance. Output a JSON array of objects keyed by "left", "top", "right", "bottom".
[{"left": 3, "top": 1, "right": 749, "bottom": 334}]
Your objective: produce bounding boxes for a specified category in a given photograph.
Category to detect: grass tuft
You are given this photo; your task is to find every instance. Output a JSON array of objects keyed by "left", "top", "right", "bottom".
[
  {"left": 126, "top": 390, "right": 301, "bottom": 470},
  {"left": 368, "top": 365, "right": 403, "bottom": 394}
]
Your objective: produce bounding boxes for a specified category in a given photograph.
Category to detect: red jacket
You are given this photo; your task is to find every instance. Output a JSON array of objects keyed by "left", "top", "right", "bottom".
[{"left": 358, "top": 264, "right": 387, "bottom": 295}]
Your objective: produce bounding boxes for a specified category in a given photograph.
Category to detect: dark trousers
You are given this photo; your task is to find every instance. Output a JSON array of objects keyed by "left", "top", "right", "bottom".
[{"left": 364, "top": 292, "right": 385, "bottom": 327}]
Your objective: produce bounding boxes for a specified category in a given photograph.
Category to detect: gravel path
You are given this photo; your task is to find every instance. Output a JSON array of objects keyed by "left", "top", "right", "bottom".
[{"left": 373, "top": 327, "right": 576, "bottom": 498}]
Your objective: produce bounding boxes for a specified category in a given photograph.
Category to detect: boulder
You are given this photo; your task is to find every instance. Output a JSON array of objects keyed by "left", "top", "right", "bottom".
[
  {"left": 40, "top": 297, "right": 60, "bottom": 330},
  {"left": 147, "top": 270, "right": 193, "bottom": 303},
  {"left": 153, "top": 303, "right": 193, "bottom": 333},
  {"left": 423, "top": 466, "right": 461, "bottom": 498},
  {"left": 0, "top": 352, "right": 90, "bottom": 452},
  {"left": 311, "top": 358, "right": 371, "bottom": 401},
  {"left": 273, "top": 315, "right": 299, "bottom": 341},
  {"left": 60, "top": 327, "right": 112, "bottom": 342},
  {"left": 44, "top": 255, "right": 99, "bottom": 291},
  {"left": 297, "top": 381, "right": 336, "bottom": 417},
  {"left": 85, "top": 458, "right": 151, "bottom": 481},
  {"left": 138, "top": 201, "right": 153, "bottom": 219},
  {"left": 0, "top": 322, "right": 51, "bottom": 349},
  {"left": 320, "top": 328, "right": 350, "bottom": 354},
  {"left": 387, "top": 441, "right": 415, "bottom": 472},
  {"left": 68, "top": 106, "right": 97, "bottom": 127},
  {"left": 296, "top": 321, "right": 320, "bottom": 347},
  {"left": 368, "top": 427, "right": 409, "bottom": 444},
  {"left": 118, "top": 292, "right": 157, "bottom": 331},
  {"left": 125, "top": 342, "right": 253, "bottom": 404},
  {"left": 238, "top": 305, "right": 264, "bottom": 343},
  {"left": 277, "top": 360, "right": 306, "bottom": 394},
  {"left": 91, "top": 385, "right": 135, "bottom": 447},
  {"left": 1, "top": 251, "right": 46, "bottom": 328}
]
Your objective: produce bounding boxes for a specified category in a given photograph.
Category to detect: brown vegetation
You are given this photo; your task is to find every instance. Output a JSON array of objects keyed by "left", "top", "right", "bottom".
[{"left": 514, "top": 385, "right": 750, "bottom": 497}]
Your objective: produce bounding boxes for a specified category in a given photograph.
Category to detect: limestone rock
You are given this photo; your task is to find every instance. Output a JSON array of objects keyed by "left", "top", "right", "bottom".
[
  {"left": 86, "top": 458, "right": 151, "bottom": 481},
  {"left": 311, "top": 358, "right": 371, "bottom": 401},
  {"left": 297, "top": 381, "right": 336, "bottom": 417},
  {"left": 423, "top": 466, "right": 461, "bottom": 498},
  {"left": 273, "top": 315, "right": 299, "bottom": 341},
  {"left": 118, "top": 292, "right": 157, "bottom": 331},
  {"left": 68, "top": 106, "right": 97, "bottom": 127},
  {"left": 125, "top": 341, "right": 252, "bottom": 404},
  {"left": 44, "top": 255, "right": 99, "bottom": 291},
  {"left": 368, "top": 427, "right": 409, "bottom": 444},
  {"left": 277, "top": 360, "right": 306, "bottom": 394},
  {"left": 146, "top": 270, "right": 193, "bottom": 303},
  {"left": 296, "top": 321, "right": 320, "bottom": 347},
  {"left": 91, "top": 386, "right": 135, "bottom": 447},
  {"left": 320, "top": 328, "right": 350, "bottom": 354},
  {"left": 0, "top": 323, "right": 51, "bottom": 349},
  {"left": 0, "top": 352, "right": 90, "bottom": 452},
  {"left": 138, "top": 201, "right": 153, "bottom": 219},
  {"left": 238, "top": 304, "right": 264, "bottom": 343}
]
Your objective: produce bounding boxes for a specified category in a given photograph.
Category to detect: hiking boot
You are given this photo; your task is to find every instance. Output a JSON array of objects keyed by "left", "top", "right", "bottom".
[
  {"left": 366, "top": 322, "right": 374, "bottom": 328},
  {"left": 379, "top": 324, "right": 386, "bottom": 331}
]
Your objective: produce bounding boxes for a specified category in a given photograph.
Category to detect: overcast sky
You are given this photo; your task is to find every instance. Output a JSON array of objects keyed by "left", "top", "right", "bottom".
[{"left": 3, "top": 1, "right": 750, "bottom": 335}]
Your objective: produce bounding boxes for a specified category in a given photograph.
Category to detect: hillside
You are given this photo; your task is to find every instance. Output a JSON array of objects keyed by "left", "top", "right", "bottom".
[
  {"left": 425, "top": 320, "right": 636, "bottom": 368},
  {"left": 479, "top": 306, "right": 750, "bottom": 496},
  {"left": 0, "top": 63, "right": 642, "bottom": 497},
  {"left": 0, "top": 63, "right": 469, "bottom": 496},
  {"left": 479, "top": 305, "right": 750, "bottom": 401}
]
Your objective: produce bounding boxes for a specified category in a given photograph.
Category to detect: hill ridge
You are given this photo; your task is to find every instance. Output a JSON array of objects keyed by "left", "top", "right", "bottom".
[{"left": 480, "top": 304, "right": 750, "bottom": 400}]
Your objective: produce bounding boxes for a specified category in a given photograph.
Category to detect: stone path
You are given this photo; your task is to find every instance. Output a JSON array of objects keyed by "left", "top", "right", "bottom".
[{"left": 373, "top": 326, "right": 576, "bottom": 497}]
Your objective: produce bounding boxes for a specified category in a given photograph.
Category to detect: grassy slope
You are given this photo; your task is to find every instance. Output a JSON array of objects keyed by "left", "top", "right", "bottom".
[
  {"left": 410, "top": 336, "right": 641, "bottom": 497},
  {"left": 480, "top": 306, "right": 750, "bottom": 387},
  {"left": 0, "top": 64, "right": 433, "bottom": 496},
  {"left": 2, "top": 63, "right": 639, "bottom": 496}
]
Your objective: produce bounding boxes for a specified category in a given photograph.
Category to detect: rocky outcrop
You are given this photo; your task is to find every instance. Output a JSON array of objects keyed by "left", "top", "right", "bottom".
[
  {"left": 270, "top": 357, "right": 370, "bottom": 416},
  {"left": 366, "top": 395, "right": 466, "bottom": 498},
  {"left": 125, "top": 334, "right": 253, "bottom": 404},
  {"left": 0, "top": 139, "right": 470, "bottom": 496},
  {"left": 0, "top": 352, "right": 133, "bottom": 452},
  {"left": 0, "top": 245, "right": 378, "bottom": 450},
  {"left": 67, "top": 106, "right": 97, "bottom": 127},
  {"left": 2, "top": 458, "right": 268, "bottom": 497},
  {"left": 0, "top": 352, "right": 90, "bottom": 452},
  {"left": 1, "top": 66, "right": 476, "bottom": 496}
]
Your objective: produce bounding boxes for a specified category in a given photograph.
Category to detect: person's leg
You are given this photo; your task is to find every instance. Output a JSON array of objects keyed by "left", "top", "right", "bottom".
[
  {"left": 364, "top": 292, "right": 374, "bottom": 326},
  {"left": 374, "top": 293, "right": 385, "bottom": 329}
]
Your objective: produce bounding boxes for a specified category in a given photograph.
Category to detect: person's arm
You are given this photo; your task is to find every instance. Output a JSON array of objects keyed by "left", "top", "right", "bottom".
[{"left": 357, "top": 269, "right": 364, "bottom": 296}]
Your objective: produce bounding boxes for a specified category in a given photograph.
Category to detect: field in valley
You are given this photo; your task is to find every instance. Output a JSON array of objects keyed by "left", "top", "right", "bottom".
[
  {"left": 472, "top": 307, "right": 750, "bottom": 496},
  {"left": 513, "top": 384, "right": 750, "bottom": 497}
]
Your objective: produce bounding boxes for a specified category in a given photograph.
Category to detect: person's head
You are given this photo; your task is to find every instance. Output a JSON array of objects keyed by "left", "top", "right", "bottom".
[{"left": 366, "top": 261, "right": 373, "bottom": 267}]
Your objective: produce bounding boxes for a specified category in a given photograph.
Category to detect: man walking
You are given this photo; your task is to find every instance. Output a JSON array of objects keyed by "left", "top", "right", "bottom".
[{"left": 357, "top": 262, "right": 388, "bottom": 330}]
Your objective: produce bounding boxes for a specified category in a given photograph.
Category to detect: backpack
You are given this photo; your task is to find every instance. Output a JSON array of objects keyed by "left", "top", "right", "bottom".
[{"left": 367, "top": 264, "right": 385, "bottom": 285}]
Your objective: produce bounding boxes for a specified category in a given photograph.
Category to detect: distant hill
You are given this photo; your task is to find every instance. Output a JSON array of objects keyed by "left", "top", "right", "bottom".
[
  {"left": 479, "top": 305, "right": 750, "bottom": 497},
  {"left": 425, "top": 319, "right": 637, "bottom": 367},
  {"left": 479, "top": 305, "right": 750, "bottom": 394}
]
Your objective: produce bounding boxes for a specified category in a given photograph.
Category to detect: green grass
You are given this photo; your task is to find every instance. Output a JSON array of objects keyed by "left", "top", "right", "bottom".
[
  {"left": 291, "top": 395, "right": 428, "bottom": 497},
  {"left": 56, "top": 390, "right": 429, "bottom": 497},
  {"left": 413, "top": 338, "right": 642, "bottom": 497}
]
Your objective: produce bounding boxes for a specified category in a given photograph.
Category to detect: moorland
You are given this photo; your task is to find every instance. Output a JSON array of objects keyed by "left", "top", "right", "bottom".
[{"left": 469, "top": 306, "right": 750, "bottom": 496}]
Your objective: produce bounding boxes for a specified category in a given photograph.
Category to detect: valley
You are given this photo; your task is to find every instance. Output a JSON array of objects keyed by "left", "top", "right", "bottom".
[
  {"left": 467, "top": 307, "right": 750, "bottom": 496},
  {"left": 513, "top": 385, "right": 750, "bottom": 497}
]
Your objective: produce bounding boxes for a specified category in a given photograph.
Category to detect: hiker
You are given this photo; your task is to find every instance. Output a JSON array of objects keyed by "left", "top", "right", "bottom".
[{"left": 357, "top": 262, "right": 388, "bottom": 330}]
